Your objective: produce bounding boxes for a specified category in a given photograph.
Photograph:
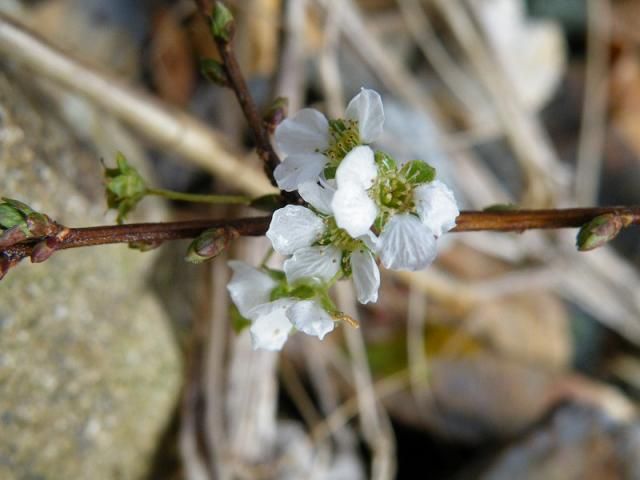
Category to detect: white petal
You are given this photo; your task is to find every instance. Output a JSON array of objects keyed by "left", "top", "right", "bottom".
[
  {"left": 335, "top": 146, "right": 377, "bottom": 190},
  {"left": 414, "top": 180, "right": 460, "bottom": 237},
  {"left": 248, "top": 299, "right": 295, "bottom": 351},
  {"left": 284, "top": 246, "right": 342, "bottom": 284},
  {"left": 274, "top": 153, "right": 328, "bottom": 192},
  {"left": 275, "top": 108, "right": 329, "bottom": 156},
  {"left": 298, "top": 181, "right": 335, "bottom": 215},
  {"left": 345, "top": 88, "right": 384, "bottom": 143},
  {"left": 287, "top": 300, "right": 335, "bottom": 340},
  {"left": 350, "top": 249, "right": 380, "bottom": 304},
  {"left": 331, "top": 184, "right": 378, "bottom": 238},
  {"left": 358, "top": 231, "right": 378, "bottom": 251},
  {"left": 266, "top": 206, "right": 325, "bottom": 255},
  {"left": 227, "top": 261, "right": 277, "bottom": 318},
  {"left": 377, "top": 214, "right": 437, "bottom": 271}
]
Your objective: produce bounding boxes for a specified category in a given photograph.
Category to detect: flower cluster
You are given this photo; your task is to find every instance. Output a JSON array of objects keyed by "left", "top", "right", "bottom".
[{"left": 228, "top": 89, "right": 459, "bottom": 350}]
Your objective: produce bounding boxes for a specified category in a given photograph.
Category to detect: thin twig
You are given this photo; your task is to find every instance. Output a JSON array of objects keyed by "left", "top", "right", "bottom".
[
  {"left": 195, "top": 1, "right": 281, "bottom": 184},
  {"left": 3, "top": 206, "right": 640, "bottom": 275}
]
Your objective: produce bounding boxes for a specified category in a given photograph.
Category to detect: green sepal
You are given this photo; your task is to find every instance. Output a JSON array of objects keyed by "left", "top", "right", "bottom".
[
  {"left": 270, "top": 283, "right": 290, "bottom": 301},
  {"left": 323, "top": 164, "right": 337, "bottom": 180},
  {"left": 210, "top": 2, "right": 234, "bottom": 42},
  {"left": 264, "top": 268, "right": 286, "bottom": 282},
  {"left": 289, "top": 284, "right": 316, "bottom": 300},
  {"left": 230, "top": 304, "right": 251, "bottom": 333},
  {"left": 400, "top": 160, "right": 436, "bottom": 185},
  {"left": 374, "top": 151, "right": 397, "bottom": 174}
]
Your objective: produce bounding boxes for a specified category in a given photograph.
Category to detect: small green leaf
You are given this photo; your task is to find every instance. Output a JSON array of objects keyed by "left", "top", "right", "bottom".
[
  {"left": 1, "top": 198, "right": 35, "bottom": 215},
  {"left": 374, "top": 151, "right": 397, "bottom": 173},
  {"left": 210, "top": 2, "right": 235, "bottom": 42},
  {"left": 0, "top": 203, "right": 26, "bottom": 230},
  {"left": 200, "top": 58, "right": 228, "bottom": 86},
  {"left": 230, "top": 304, "right": 251, "bottom": 333},
  {"left": 576, "top": 213, "right": 632, "bottom": 251},
  {"left": 400, "top": 160, "right": 436, "bottom": 185}
]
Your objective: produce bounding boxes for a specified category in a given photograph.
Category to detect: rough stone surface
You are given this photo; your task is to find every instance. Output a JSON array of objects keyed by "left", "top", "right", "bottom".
[{"left": 0, "top": 71, "right": 181, "bottom": 479}]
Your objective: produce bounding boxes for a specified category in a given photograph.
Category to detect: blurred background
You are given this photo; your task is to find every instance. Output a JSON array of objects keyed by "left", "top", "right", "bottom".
[{"left": 2, "top": 0, "right": 640, "bottom": 478}]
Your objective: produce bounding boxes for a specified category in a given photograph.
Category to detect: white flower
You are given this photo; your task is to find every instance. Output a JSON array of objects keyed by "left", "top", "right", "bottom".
[
  {"left": 227, "top": 261, "right": 335, "bottom": 351},
  {"left": 273, "top": 89, "right": 385, "bottom": 191},
  {"left": 266, "top": 182, "right": 380, "bottom": 304},
  {"left": 331, "top": 145, "right": 379, "bottom": 238},
  {"left": 376, "top": 181, "right": 459, "bottom": 271}
]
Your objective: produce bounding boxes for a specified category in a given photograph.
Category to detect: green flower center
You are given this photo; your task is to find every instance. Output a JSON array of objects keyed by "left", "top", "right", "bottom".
[
  {"left": 317, "top": 217, "right": 363, "bottom": 252},
  {"left": 323, "top": 119, "right": 361, "bottom": 178},
  {"left": 371, "top": 172, "right": 415, "bottom": 226}
]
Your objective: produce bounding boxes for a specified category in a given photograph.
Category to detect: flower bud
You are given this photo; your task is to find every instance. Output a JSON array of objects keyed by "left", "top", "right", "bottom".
[
  {"left": 576, "top": 213, "right": 633, "bottom": 251},
  {"left": 103, "top": 152, "right": 148, "bottom": 224},
  {"left": 185, "top": 227, "right": 239, "bottom": 263}
]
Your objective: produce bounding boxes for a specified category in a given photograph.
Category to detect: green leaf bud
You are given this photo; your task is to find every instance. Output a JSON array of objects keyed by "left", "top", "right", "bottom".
[
  {"left": 185, "top": 227, "right": 239, "bottom": 263},
  {"left": 210, "top": 2, "right": 235, "bottom": 42},
  {"left": 200, "top": 58, "right": 229, "bottom": 86},
  {"left": 576, "top": 213, "right": 633, "bottom": 251}
]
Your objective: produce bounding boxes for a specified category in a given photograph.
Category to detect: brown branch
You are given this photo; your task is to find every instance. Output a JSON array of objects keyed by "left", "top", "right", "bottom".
[
  {"left": 451, "top": 207, "right": 640, "bottom": 232},
  {"left": 195, "top": 1, "right": 281, "bottom": 185},
  {"left": 3, "top": 206, "right": 640, "bottom": 280},
  {"left": 0, "top": 216, "right": 271, "bottom": 279}
]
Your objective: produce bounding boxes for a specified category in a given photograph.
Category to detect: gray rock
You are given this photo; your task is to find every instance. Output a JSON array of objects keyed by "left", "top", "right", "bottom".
[
  {"left": 0, "top": 71, "right": 181, "bottom": 479},
  {"left": 481, "top": 405, "right": 640, "bottom": 480}
]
